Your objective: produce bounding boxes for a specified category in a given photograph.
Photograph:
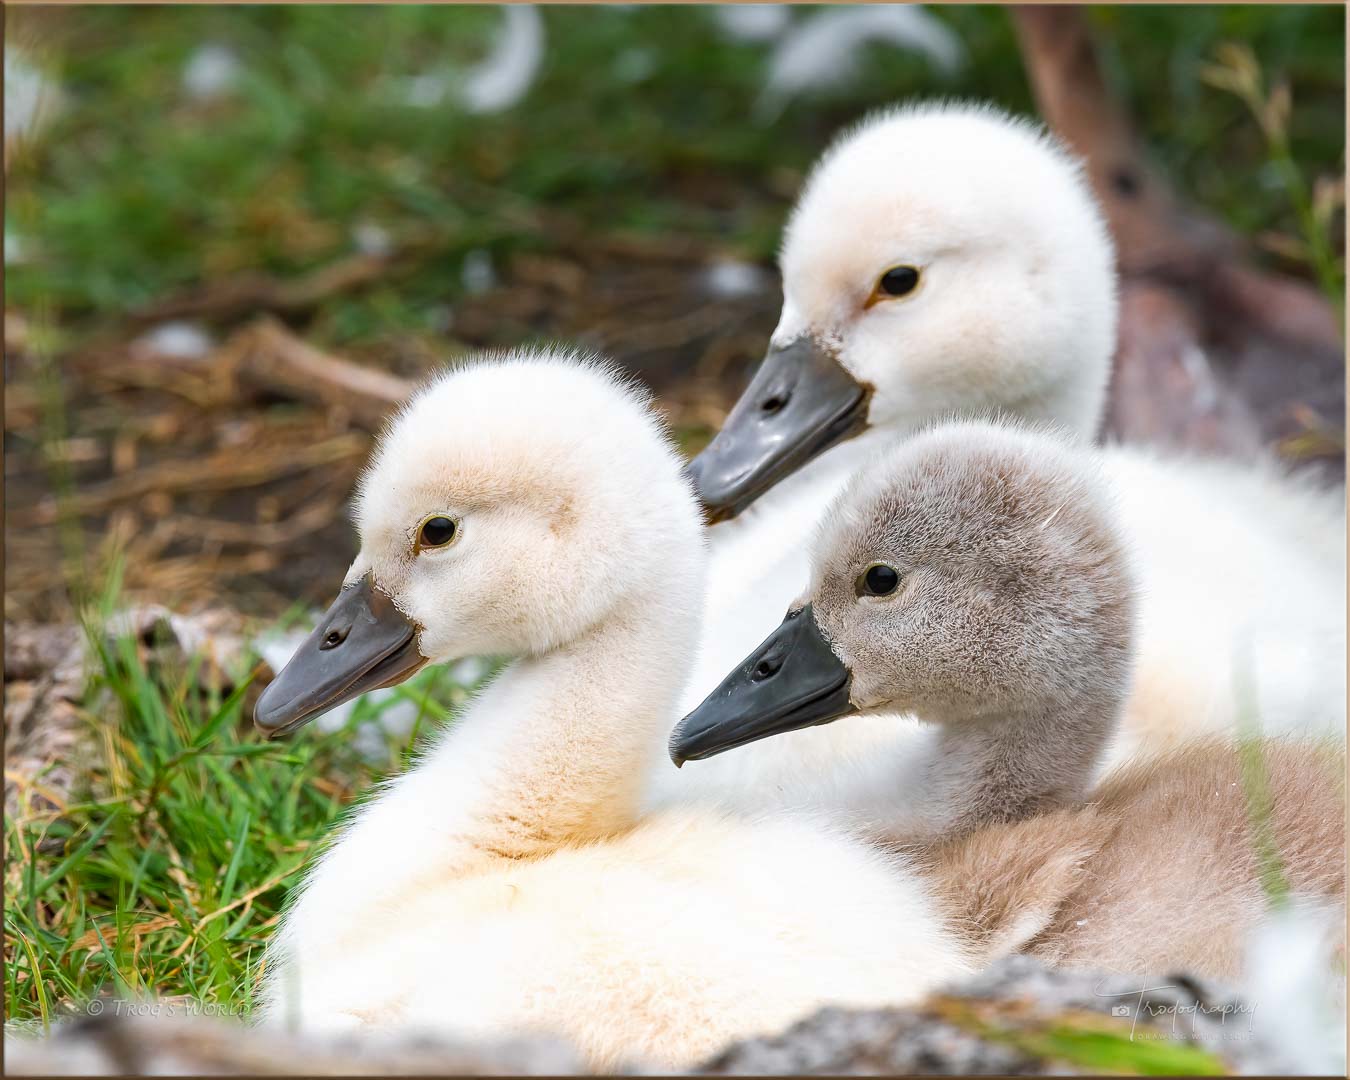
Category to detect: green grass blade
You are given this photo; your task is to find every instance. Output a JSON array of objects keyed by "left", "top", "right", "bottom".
[
  {"left": 219, "top": 812, "right": 251, "bottom": 908},
  {"left": 34, "top": 813, "right": 122, "bottom": 895}
]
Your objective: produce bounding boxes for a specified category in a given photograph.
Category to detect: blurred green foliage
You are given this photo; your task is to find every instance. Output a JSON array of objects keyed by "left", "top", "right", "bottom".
[
  {"left": 6, "top": 5, "right": 1344, "bottom": 351},
  {"left": 4, "top": 571, "right": 488, "bottom": 1025}
]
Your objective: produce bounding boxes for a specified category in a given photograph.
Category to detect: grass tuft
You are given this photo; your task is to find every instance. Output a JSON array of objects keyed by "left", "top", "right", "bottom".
[{"left": 3, "top": 580, "right": 482, "bottom": 1027}]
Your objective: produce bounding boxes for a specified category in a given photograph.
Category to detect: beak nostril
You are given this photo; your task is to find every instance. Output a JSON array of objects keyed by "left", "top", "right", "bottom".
[
  {"left": 753, "top": 658, "right": 780, "bottom": 680},
  {"left": 760, "top": 394, "right": 789, "bottom": 415},
  {"left": 321, "top": 628, "right": 348, "bottom": 650}
]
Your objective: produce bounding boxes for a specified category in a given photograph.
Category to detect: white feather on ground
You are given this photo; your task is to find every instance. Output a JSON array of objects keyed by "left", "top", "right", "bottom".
[
  {"left": 181, "top": 43, "right": 241, "bottom": 103},
  {"left": 390, "top": 72, "right": 449, "bottom": 109},
  {"left": 385, "top": 6, "right": 544, "bottom": 115},
  {"left": 713, "top": 4, "right": 791, "bottom": 43},
  {"left": 351, "top": 222, "right": 394, "bottom": 258},
  {"left": 460, "top": 5, "right": 545, "bottom": 115},
  {"left": 5, "top": 46, "right": 60, "bottom": 151},
  {"left": 5, "top": 227, "right": 29, "bottom": 266},
  {"left": 701, "top": 258, "right": 770, "bottom": 299},
  {"left": 460, "top": 249, "right": 496, "bottom": 295},
  {"left": 757, "top": 6, "right": 964, "bottom": 119},
  {"left": 130, "top": 322, "right": 216, "bottom": 362}
]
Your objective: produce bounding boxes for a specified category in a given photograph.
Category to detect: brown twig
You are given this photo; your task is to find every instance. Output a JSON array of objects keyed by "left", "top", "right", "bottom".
[
  {"left": 130, "top": 253, "right": 397, "bottom": 325},
  {"left": 1009, "top": 5, "right": 1234, "bottom": 274},
  {"left": 133, "top": 496, "right": 343, "bottom": 552},
  {"left": 1010, "top": 5, "right": 1344, "bottom": 477},
  {"left": 18, "top": 434, "right": 368, "bottom": 527},
  {"left": 224, "top": 316, "right": 414, "bottom": 430}
]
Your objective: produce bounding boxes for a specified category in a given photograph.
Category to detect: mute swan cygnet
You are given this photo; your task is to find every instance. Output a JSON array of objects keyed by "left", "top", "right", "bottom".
[
  {"left": 655, "top": 102, "right": 1344, "bottom": 823},
  {"left": 252, "top": 353, "right": 972, "bottom": 1070},
  {"left": 674, "top": 419, "right": 1136, "bottom": 842},
  {"left": 671, "top": 421, "right": 1345, "bottom": 980}
]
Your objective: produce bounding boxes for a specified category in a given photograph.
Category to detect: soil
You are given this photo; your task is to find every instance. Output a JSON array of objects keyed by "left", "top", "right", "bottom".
[
  {"left": 5, "top": 232, "right": 1343, "bottom": 630},
  {"left": 4, "top": 247, "right": 780, "bottom": 625}
]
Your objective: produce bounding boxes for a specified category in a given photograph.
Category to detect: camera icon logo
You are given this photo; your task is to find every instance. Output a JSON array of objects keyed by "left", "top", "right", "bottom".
[{"left": 1111, "top": 1004, "right": 1132, "bottom": 1018}]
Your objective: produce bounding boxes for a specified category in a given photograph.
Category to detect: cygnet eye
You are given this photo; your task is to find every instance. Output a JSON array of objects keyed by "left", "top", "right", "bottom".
[
  {"left": 874, "top": 265, "right": 921, "bottom": 301},
  {"left": 416, "top": 515, "right": 459, "bottom": 552},
  {"left": 856, "top": 563, "right": 900, "bottom": 597}
]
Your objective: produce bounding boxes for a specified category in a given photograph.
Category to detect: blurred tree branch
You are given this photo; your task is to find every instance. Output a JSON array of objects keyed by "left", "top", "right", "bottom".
[{"left": 1011, "top": 5, "right": 1344, "bottom": 479}]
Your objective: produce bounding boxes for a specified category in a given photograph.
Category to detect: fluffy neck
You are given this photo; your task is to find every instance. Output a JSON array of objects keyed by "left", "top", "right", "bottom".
[
  {"left": 267, "top": 531, "right": 704, "bottom": 980},
  {"left": 897, "top": 694, "right": 1121, "bottom": 842},
  {"left": 416, "top": 569, "right": 704, "bottom": 866},
  {"left": 873, "top": 366, "right": 1105, "bottom": 449}
]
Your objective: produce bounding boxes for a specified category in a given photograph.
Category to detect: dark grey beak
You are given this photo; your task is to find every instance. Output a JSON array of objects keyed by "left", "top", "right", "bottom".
[
  {"left": 686, "top": 337, "right": 871, "bottom": 522},
  {"left": 670, "top": 604, "right": 855, "bottom": 766},
  {"left": 254, "top": 574, "right": 427, "bottom": 739}
]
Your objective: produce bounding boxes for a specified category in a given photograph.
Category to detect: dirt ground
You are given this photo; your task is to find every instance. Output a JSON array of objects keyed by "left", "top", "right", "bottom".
[
  {"left": 5, "top": 6, "right": 1344, "bottom": 630},
  {"left": 4, "top": 248, "right": 779, "bottom": 624},
  {"left": 6, "top": 232, "right": 1345, "bottom": 630}
]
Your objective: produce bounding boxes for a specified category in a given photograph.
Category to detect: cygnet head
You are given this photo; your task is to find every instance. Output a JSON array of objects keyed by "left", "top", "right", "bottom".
[
  {"left": 689, "top": 103, "right": 1118, "bottom": 520},
  {"left": 672, "top": 420, "right": 1136, "bottom": 767},
  {"left": 255, "top": 350, "right": 704, "bottom": 737}
]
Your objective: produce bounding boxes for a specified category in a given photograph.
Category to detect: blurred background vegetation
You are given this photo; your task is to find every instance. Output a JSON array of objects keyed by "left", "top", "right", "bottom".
[
  {"left": 3, "top": 4, "right": 1344, "bottom": 1033},
  {"left": 5, "top": 3, "right": 1345, "bottom": 621},
  {"left": 7, "top": 5, "right": 1345, "bottom": 321}
]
